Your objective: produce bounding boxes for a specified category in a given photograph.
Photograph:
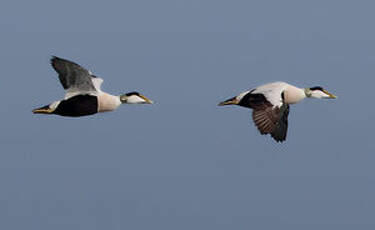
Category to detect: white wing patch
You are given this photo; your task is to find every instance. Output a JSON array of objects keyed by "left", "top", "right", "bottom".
[
  {"left": 49, "top": 101, "right": 61, "bottom": 110},
  {"left": 63, "top": 77, "right": 103, "bottom": 100},
  {"left": 63, "top": 91, "right": 92, "bottom": 100},
  {"left": 92, "top": 77, "right": 104, "bottom": 92}
]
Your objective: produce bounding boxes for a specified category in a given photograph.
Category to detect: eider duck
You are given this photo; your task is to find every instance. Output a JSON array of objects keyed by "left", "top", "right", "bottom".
[
  {"left": 218, "top": 81, "right": 337, "bottom": 142},
  {"left": 33, "top": 56, "right": 153, "bottom": 117}
]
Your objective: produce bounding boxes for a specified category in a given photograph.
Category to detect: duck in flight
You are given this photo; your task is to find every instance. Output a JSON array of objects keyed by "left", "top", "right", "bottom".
[
  {"left": 218, "top": 82, "right": 337, "bottom": 142},
  {"left": 33, "top": 56, "right": 153, "bottom": 117}
]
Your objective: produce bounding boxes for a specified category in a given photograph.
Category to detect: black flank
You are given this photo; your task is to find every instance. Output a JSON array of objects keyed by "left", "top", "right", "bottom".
[
  {"left": 239, "top": 93, "right": 270, "bottom": 109},
  {"left": 53, "top": 95, "right": 98, "bottom": 117}
]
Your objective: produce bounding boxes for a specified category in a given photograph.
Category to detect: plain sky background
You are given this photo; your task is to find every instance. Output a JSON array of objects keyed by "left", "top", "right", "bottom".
[{"left": 1, "top": 0, "right": 375, "bottom": 229}]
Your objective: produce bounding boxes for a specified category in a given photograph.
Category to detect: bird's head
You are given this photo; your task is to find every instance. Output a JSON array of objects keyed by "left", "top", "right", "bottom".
[
  {"left": 304, "top": 86, "right": 337, "bottom": 99},
  {"left": 120, "top": 92, "right": 154, "bottom": 104}
]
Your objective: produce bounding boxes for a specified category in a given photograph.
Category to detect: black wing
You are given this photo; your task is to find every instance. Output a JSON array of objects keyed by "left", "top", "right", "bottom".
[
  {"left": 51, "top": 56, "right": 97, "bottom": 92},
  {"left": 250, "top": 93, "right": 290, "bottom": 142},
  {"left": 270, "top": 103, "right": 289, "bottom": 142}
]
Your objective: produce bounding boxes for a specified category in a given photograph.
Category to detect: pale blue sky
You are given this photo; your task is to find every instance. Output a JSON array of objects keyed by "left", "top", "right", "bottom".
[{"left": 1, "top": 0, "right": 375, "bottom": 229}]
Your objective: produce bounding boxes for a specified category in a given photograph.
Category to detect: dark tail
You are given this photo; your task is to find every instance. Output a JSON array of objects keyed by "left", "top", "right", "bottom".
[{"left": 32, "top": 105, "right": 53, "bottom": 114}]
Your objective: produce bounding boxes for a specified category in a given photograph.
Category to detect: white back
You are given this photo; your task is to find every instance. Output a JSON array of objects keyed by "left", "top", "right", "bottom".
[{"left": 252, "top": 81, "right": 290, "bottom": 107}]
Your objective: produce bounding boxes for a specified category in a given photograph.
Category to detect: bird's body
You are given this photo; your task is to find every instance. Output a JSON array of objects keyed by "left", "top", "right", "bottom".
[
  {"left": 51, "top": 95, "right": 98, "bottom": 117},
  {"left": 219, "top": 81, "right": 336, "bottom": 142},
  {"left": 33, "top": 56, "right": 153, "bottom": 117}
]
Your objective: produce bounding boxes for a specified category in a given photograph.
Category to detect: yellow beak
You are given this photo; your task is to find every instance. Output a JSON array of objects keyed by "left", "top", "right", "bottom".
[
  {"left": 139, "top": 94, "right": 154, "bottom": 104},
  {"left": 323, "top": 90, "right": 337, "bottom": 99}
]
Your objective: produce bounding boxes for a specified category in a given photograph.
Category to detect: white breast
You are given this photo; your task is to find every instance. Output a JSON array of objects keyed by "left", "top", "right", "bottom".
[
  {"left": 97, "top": 92, "right": 121, "bottom": 112},
  {"left": 283, "top": 85, "right": 306, "bottom": 104}
]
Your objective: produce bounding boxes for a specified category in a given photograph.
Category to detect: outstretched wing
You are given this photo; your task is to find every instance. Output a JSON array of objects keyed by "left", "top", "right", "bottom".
[
  {"left": 51, "top": 56, "right": 102, "bottom": 94},
  {"left": 271, "top": 103, "right": 289, "bottom": 142},
  {"left": 251, "top": 96, "right": 290, "bottom": 142}
]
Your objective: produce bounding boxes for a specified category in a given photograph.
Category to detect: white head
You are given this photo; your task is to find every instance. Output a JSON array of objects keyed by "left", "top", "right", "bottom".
[
  {"left": 304, "top": 87, "right": 337, "bottom": 99},
  {"left": 120, "top": 92, "right": 154, "bottom": 104}
]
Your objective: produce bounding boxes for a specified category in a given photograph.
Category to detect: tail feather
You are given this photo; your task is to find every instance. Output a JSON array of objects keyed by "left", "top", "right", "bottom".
[{"left": 32, "top": 105, "right": 54, "bottom": 114}]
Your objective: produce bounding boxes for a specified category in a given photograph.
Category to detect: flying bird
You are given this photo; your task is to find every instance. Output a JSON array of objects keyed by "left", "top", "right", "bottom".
[
  {"left": 33, "top": 56, "right": 153, "bottom": 117},
  {"left": 218, "top": 82, "right": 337, "bottom": 142}
]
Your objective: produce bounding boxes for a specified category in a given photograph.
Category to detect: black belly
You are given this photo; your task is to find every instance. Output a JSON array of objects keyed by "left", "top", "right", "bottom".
[{"left": 54, "top": 95, "right": 98, "bottom": 117}]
